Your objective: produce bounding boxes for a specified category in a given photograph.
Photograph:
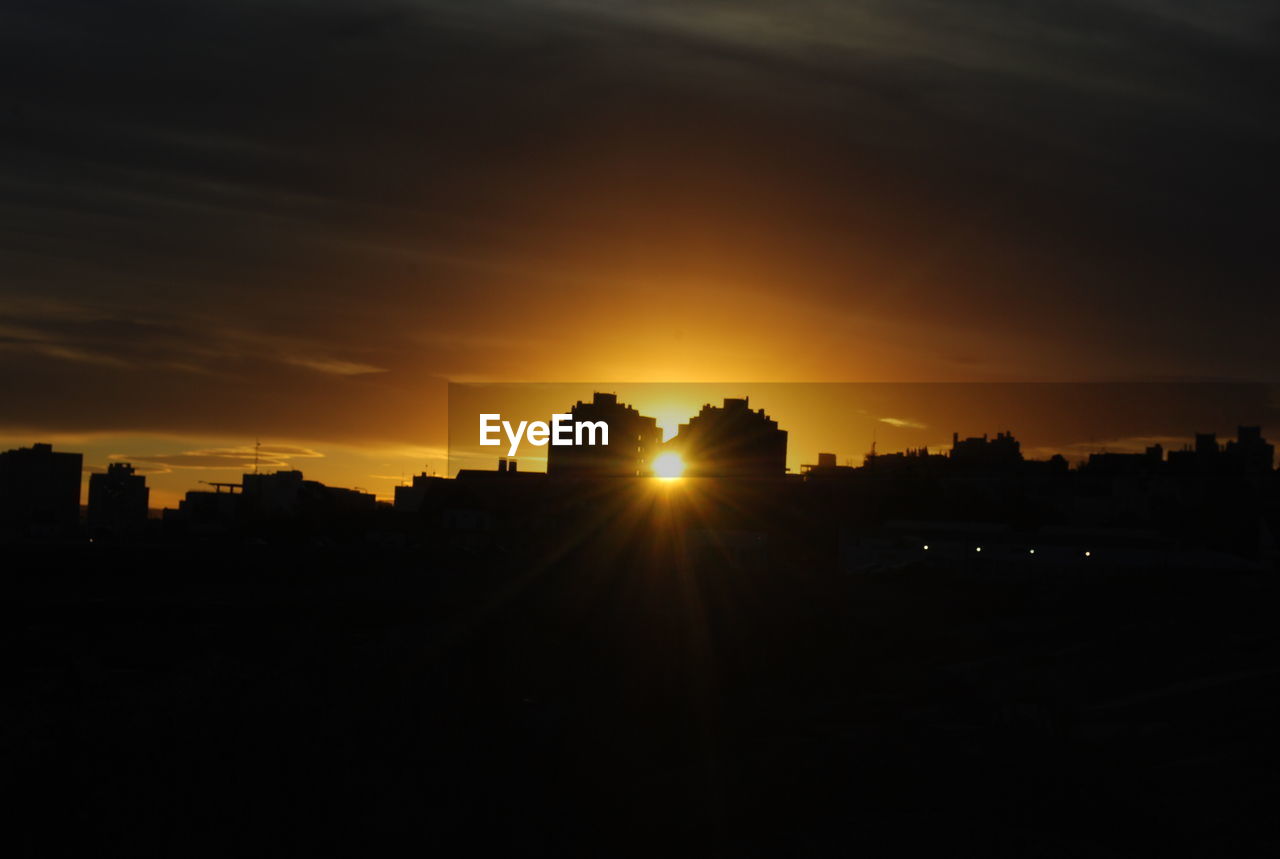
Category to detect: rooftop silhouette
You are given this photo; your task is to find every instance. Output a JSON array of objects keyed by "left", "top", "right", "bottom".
[
  {"left": 546, "top": 392, "right": 662, "bottom": 478},
  {"left": 0, "top": 442, "right": 82, "bottom": 542},
  {"left": 667, "top": 396, "right": 788, "bottom": 478}
]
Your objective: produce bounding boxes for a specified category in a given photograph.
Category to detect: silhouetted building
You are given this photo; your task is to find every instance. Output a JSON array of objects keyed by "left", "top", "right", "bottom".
[
  {"left": 669, "top": 397, "right": 787, "bottom": 478},
  {"left": 166, "top": 471, "right": 375, "bottom": 534},
  {"left": 801, "top": 452, "right": 857, "bottom": 480},
  {"left": 450, "top": 460, "right": 548, "bottom": 536},
  {"left": 242, "top": 470, "right": 376, "bottom": 519},
  {"left": 394, "top": 472, "right": 449, "bottom": 513},
  {"left": 457, "top": 459, "right": 545, "bottom": 482},
  {"left": 87, "top": 462, "right": 149, "bottom": 539},
  {"left": 950, "top": 431, "right": 1022, "bottom": 469},
  {"left": 168, "top": 482, "right": 243, "bottom": 533},
  {"left": 1165, "top": 432, "right": 1221, "bottom": 474},
  {"left": 801, "top": 452, "right": 857, "bottom": 481},
  {"left": 242, "top": 470, "right": 304, "bottom": 518},
  {"left": 1024, "top": 453, "right": 1070, "bottom": 479},
  {"left": 1084, "top": 444, "right": 1164, "bottom": 476},
  {"left": 1224, "top": 426, "right": 1274, "bottom": 474},
  {"left": 0, "top": 442, "right": 83, "bottom": 541},
  {"left": 546, "top": 392, "right": 662, "bottom": 478},
  {"left": 862, "top": 446, "right": 948, "bottom": 477},
  {"left": 1196, "top": 432, "right": 1219, "bottom": 457}
]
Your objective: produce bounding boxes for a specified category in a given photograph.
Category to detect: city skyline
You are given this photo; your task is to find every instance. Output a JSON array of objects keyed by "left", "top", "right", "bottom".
[{"left": 6, "top": 383, "right": 1277, "bottom": 508}]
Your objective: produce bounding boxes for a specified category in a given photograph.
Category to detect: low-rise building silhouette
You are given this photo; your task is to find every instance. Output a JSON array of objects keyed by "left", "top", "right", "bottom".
[
  {"left": 242, "top": 470, "right": 376, "bottom": 519},
  {"left": 801, "top": 452, "right": 857, "bottom": 480},
  {"left": 0, "top": 442, "right": 83, "bottom": 541},
  {"left": 1084, "top": 444, "right": 1164, "bottom": 477},
  {"left": 863, "top": 446, "right": 948, "bottom": 477},
  {"left": 394, "top": 472, "right": 449, "bottom": 513},
  {"left": 165, "top": 471, "right": 375, "bottom": 534},
  {"left": 457, "top": 459, "right": 544, "bottom": 481},
  {"left": 87, "top": 462, "right": 149, "bottom": 539},
  {"left": 165, "top": 481, "right": 243, "bottom": 534},
  {"left": 950, "top": 431, "right": 1022, "bottom": 469}
]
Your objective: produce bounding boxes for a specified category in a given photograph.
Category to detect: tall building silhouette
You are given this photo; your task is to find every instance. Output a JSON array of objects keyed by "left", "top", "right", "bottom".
[
  {"left": 546, "top": 392, "right": 662, "bottom": 477},
  {"left": 669, "top": 397, "right": 787, "bottom": 478},
  {"left": 1167, "top": 427, "right": 1275, "bottom": 477},
  {"left": 0, "top": 443, "right": 83, "bottom": 540},
  {"left": 87, "top": 462, "right": 149, "bottom": 539},
  {"left": 1225, "top": 426, "right": 1275, "bottom": 474},
  {"left": 1196, "top": 432, "right": 1219, "bottom": 458}
]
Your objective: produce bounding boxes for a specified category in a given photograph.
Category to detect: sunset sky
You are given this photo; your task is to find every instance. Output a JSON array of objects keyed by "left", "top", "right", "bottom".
[{"left": 2, "top": 1, "right": 1277, "bottom": 506}]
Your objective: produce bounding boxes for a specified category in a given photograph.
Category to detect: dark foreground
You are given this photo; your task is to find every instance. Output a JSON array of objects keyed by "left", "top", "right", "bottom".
[{"left": 10, "top": 540, "right": 1280, "bottom": 857}]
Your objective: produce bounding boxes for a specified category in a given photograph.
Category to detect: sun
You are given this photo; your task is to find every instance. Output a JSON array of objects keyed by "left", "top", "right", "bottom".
[{"left": 652, "top": 451, "right": 685, "bottom": 479}]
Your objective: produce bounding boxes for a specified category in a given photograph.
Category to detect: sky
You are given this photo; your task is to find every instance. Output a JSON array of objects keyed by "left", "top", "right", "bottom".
[{"left": 2, "top": 1, "right": 1277, "bottom": 504}]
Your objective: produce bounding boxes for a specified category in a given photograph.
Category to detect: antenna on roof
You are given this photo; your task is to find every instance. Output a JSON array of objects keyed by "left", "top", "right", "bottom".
[{"left": 254, "top": 438, "right": 260, "bottom": 474}]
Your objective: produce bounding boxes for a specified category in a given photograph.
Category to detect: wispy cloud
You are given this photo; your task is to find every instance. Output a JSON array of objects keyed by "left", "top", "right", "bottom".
[
  {"left": 110, "top": 444, "right": 324, "bottom": 471},
  {"left": 879, "top": 416, "right": 927, "bottom": 429},
  {"left": 1, "top": 304, "right": 391, "bottom": 381},
  {"left": 283, "top": 357, "right": 388, "bottom": 376}
]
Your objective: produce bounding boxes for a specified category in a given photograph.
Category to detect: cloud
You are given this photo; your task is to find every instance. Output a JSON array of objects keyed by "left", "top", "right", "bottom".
[
  {"left": 283, "top": 357, "right": 388, "bottom": 376},
  {"left": 255, "top": 445, "right": 326, "bottom": 458},
  {"left": 110, "top": 445, "right": 325, "bottom": 471},
  {"left": 879, "top": 416, "right": 928, "bottom": 430}
]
